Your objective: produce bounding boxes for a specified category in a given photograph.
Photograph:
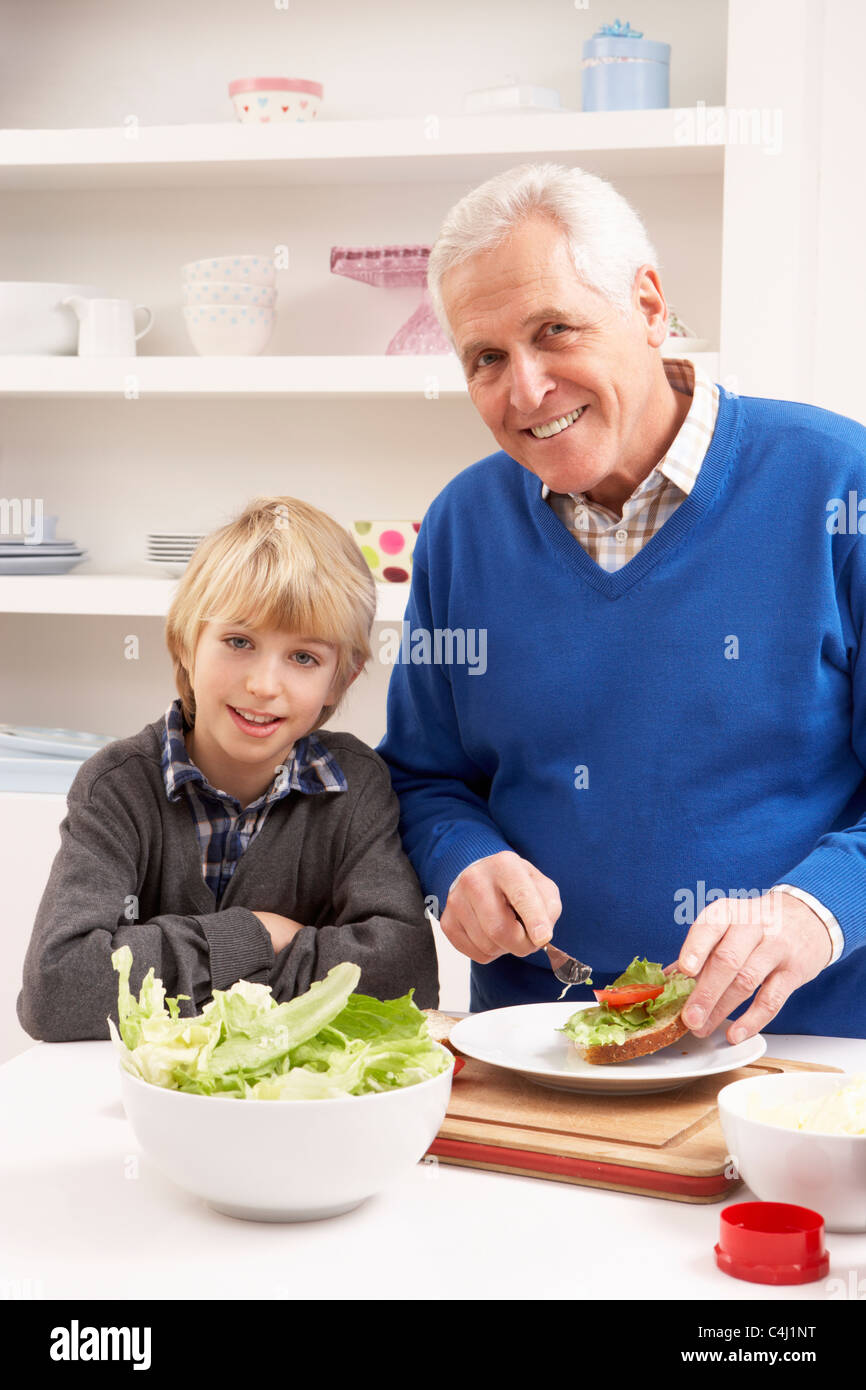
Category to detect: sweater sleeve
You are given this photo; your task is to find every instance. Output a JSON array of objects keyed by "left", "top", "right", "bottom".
[
  {"left": 16, "top": 781, "right": 275, "bottom": 1043},
  {"left": 771, "top": 536, "right": 866, "bottom": 959},
  {"left": 267, "top": 753, "right": 440, "bottom": 1009},
  {"left": 376, "top": 554, "right": 514, "bottom": 917}
]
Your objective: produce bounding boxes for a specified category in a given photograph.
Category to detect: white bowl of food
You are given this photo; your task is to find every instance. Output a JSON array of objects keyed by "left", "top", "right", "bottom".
[
  {"left": 183, "top": 304, "right": 275, "bottom": 356},
  {"left": 182, "top": 280, "right": 277, "bottom": 308},
  {"left": 119, "top": 1054, "right": 452, "bottom": 1222},
  {"left": 717, "top": 1071, "right": 866, "bottom": 1232},
  {"left": 181, "top": 255, "right": 276, "bottom": 287}
]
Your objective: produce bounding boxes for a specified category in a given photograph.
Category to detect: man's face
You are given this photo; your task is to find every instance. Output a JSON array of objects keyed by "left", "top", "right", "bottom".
[{"left": 442, "top": 215, "right": 668, "bottom": 501}]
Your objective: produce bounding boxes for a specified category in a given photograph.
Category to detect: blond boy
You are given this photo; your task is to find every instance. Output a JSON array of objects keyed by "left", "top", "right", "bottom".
[{"left": 18, "top": 497, "right": 438, "bottom": 1041}]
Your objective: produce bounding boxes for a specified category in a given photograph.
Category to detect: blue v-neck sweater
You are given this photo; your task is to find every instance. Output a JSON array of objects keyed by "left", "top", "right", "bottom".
[{"left": 377, "top": 386, "right": 866, "bottom": 1037}]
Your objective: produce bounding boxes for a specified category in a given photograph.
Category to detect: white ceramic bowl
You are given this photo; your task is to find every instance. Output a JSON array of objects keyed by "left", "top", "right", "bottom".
[
  {"left": 718, "top": 1072, "right": 866, "bottom": 1232},
  {"left": 182, "top": 280, "right": 277, "bottom": 308},
  {"left": 183, "top": 304, "right": 275, "bottom": 356},
  {"left": 181, "top": 255, "right": 276, "bottom": 287},
  {"left": 0, "top": 282, "right": 108, "bottom": 354},
  {"left": 119, "top": 1052, "right": 453, "bottom": 1221},
  {"left": 229, "top": 77, "right": 323, "bottom": 123}
]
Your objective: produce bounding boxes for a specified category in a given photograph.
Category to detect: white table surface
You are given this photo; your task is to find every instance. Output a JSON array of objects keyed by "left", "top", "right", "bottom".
[{"left": 2, "top": 1033, "right": 866, "bottom": 1302}]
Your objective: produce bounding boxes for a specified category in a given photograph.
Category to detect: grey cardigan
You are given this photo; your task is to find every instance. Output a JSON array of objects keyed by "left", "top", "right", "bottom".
[{"left": 17, "top": 717, "right": 439, "bottom": 1042}]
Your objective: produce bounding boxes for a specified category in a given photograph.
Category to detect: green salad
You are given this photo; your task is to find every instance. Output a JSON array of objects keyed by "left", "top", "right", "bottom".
[
  {"left": 108, "top": 946, "right": 451, "bottom": 1099},
  {"left": 559, "top": 956, "right": 696, "bottom": 1050}
]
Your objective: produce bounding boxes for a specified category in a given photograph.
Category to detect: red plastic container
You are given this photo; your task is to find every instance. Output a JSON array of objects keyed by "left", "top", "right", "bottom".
[{"left": 715, "top": 1201, "right": 830, "bottom": 1284}]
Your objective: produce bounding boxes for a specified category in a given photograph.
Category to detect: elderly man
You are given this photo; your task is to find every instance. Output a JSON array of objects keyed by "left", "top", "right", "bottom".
[{"left": 376, "top": 162, "right": 866, "bottom": 1040}]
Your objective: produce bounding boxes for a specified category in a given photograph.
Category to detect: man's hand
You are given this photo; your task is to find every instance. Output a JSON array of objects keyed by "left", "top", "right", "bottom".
[
  {"left": 252, "top": 911, "right": 306, "bottom": 954},
  {"left": 677, "top": 891, "right": 833, "bottom": 1044},
  {"left": 439, "top": 850, "right": 562, "bottom": 963}
]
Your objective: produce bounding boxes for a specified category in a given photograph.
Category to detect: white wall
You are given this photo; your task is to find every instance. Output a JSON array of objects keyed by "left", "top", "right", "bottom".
[
  {"left": 721, "top": 0, "right": 866, "bottom": 425},
  {"left": 812, "top": 0, "right": 866, "bottom": 418}
]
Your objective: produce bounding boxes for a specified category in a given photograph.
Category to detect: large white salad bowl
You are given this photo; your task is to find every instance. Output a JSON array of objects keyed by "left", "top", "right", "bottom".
[{"left": 119, "top": 1051, "right": 453, "bottom": 1222}]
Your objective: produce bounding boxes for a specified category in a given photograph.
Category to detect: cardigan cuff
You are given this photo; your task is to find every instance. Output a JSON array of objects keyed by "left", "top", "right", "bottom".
[
  {"left": 772, "top": 845, "right": 866, "bottom": 959},
  {"left": 197, "top": 907, "right": 275, "bottom": 991}
]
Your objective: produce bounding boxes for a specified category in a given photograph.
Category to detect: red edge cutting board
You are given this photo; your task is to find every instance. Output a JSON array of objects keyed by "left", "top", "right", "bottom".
[{"left": 424, "top": 1020, "right": 842, "bottom": 1204}]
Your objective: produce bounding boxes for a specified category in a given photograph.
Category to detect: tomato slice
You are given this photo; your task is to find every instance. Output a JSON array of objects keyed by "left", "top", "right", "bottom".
[{"left": 593, "top": 983, "right": 665, "bottom": 1009}]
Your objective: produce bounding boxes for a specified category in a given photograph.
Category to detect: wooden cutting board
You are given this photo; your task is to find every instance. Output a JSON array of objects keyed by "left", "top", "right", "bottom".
[{"left": 425, "top": 1022, "right": 842, "bottom": 1203}]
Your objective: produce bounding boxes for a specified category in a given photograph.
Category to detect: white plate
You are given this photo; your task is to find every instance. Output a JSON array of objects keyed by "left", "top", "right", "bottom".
[
  {"left": 0, "top": 724, "right": 115, "bottom": 758},
  {"left": 0, "top": 553, "right": 87, "bottom": 574},
  {"left": 144, "top": 559, "right": 187, "bottom": 577},
  {"left": 449, "top": 1002, "right": 767, "bottom": 1094},
  {"left": 0, "top": 755, "right": 85, "bottom": 793},
  {"left": 0, "top": 546, "right": 82, "bottom": 557},
  {"left": 0, "top": 541, "right": 79, "bottom": 551}
]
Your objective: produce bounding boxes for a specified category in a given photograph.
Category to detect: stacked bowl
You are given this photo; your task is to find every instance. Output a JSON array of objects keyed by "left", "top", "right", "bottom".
[
  {"left": 182, "top": 255, "right": 277, "bottom": 355},
  {"left": 146, "top": 532, "right": 205, "bottom": 577}
]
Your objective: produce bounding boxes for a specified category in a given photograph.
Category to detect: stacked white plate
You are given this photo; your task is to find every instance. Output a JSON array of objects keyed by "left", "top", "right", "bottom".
[
  {"left": 0, "top": 724, "right": 115, "bottom": 794},
  {"left": 0, "top": 536, "right": 87, "bottom": 575},
  {"left": 181, "top": 254, "right": 277, "bottom": 355},
  {"left": 145, "top": 532, "right": 205, "bottom": 577}
]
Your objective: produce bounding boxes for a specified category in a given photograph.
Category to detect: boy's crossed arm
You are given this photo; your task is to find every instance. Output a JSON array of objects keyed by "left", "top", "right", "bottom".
[
  {"left": 266, "top": 754, "right": 440, "bottom": 1010},
  {"left": 17, "top": 753, "right": 440, "bottom": 1042},
  {"left": 16, "top": 785, "right": 276, "bottom": 1043}
]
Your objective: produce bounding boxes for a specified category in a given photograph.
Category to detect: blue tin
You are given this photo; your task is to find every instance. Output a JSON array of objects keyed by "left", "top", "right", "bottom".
[{"left": 582, "top": 23, "right": 670, "bottom": 112}]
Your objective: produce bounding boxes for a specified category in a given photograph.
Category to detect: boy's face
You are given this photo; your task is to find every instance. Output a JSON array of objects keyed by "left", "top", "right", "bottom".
[{"left": 188, "top": 620, "right": 348, "bottom": 799}]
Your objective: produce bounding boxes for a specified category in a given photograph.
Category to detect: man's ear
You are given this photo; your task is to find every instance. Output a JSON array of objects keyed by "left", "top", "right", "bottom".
[{"left": 635, "top": 265, "right": 668, "bottom": 348}]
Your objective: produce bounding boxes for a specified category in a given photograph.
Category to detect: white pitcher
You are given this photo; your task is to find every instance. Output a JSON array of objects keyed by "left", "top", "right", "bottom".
[{"left": 60, "top": 296, "right": 154, "bottom": 357}]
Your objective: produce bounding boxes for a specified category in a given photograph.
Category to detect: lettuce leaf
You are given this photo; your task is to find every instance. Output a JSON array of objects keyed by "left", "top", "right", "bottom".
[
  {"left": 107, "top": 948, "right": 450, "bottom": 1099},
  {"left": 559, "top": 956, "right": 696, "bottom": 1050}
]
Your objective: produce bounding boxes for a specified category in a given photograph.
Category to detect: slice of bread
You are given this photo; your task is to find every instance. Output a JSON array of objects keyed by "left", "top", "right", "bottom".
[
  {"left": 422, "top": 1009, "right": 465, "bottom": 1051},
  {"left": 573, "top": 997, "right": 691, "bottom": 1065}
]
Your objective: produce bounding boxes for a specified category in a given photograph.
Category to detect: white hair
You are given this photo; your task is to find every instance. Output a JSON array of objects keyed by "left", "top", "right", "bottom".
[{"left": 427, "top": 162, "right": 660, "bottom": 348}]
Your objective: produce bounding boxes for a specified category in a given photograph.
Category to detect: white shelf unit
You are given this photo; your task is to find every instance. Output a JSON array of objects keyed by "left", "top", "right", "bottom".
[
  {"left": 0, "top": 110, "right": 724, "bottom": 189},
  {"left": 0, "top": 100, "right": 725, "bottom": 627},
  {"left": 0, "top": 346, "right": 718, "bottom": 400},
  {"left": 0, "top": 573, "right": 411, "bottom": 619}
]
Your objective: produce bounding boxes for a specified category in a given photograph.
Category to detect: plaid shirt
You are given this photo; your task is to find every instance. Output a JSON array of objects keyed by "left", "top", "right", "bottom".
[
  {"left": 542, "top": 357, "right": 719, "bottom": 571},
  {"left": 160, "top": 698, "right": 347, "bottom": 906}
]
